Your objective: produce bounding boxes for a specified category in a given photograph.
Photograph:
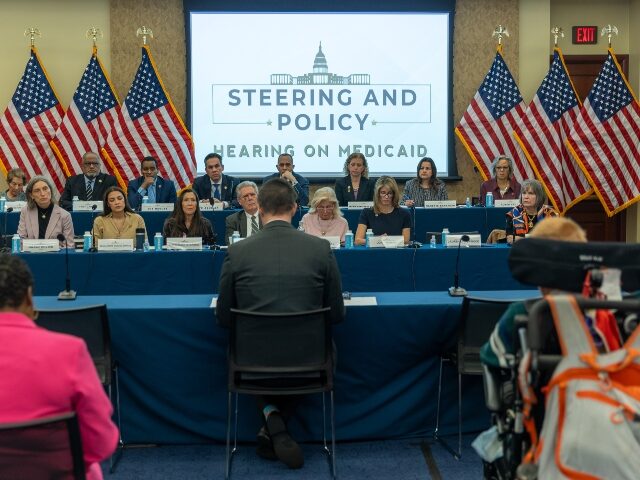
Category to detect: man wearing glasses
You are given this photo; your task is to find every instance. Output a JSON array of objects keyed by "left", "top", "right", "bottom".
[
  {"left": 224, "top": 181, "right": 262, "bottom": 244},
  {"left": 59, "top": 151, "right": 118, "bottom": 211},
  {"left": 127, "top": 156, "right": 177, "bottom": 211}
]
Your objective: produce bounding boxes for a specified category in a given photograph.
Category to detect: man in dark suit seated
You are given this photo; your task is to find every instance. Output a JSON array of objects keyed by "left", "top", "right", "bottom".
[
  {"left": 262, "top": 153, "right": 309, "bottom": 206},
  {"left": 59, "top": 151, "right": 118, "bottom": 211},
  {"left": 191, "top": 153, "right": 238, "bottom": 209},
  {"left": 224, "top": 180, "right": 261, "bottom": 244},
  {"left": 217, "top": 178, "right": 344, "bottom": 469},
  {"left": 127, "top": 156, "right": 177, "bottom": 211}
]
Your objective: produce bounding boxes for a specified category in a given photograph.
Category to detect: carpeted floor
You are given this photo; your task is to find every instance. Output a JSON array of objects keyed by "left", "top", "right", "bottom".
[{"left": 102, "top": 434, "right": 483, "bottom": 479}]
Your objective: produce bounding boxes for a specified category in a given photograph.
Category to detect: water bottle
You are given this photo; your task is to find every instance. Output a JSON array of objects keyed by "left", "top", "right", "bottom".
[
  {"left": 142, "top": 195, "right": 149, "bottom": 205},
  {"left": 442, "top": 227, "right": 449, "bottom": 247},
  {"left": 430, "top": 235, "right": 437, "bottom": 248},
  {"left": 11, "top": 234, "right": 20, "bottom": 254},
  {"left": 365, "top": 228, "right": 373, "bottom": 247},
  {"left": 154, "top": 232, "right": 163, "bottom": 251},
  {"left": 465, "top": 196, "right": 471, "bottom": 208},
  {"left": 344, "top": 230, "right": 354, "bottom": 249},
  {"left": 0, "top": 195, "right": 5, "bottom": 212},
  {"left": 83, "top": 231, "right": 92, "bottom": 252},
  {"left": 485, "top": 192, "right": 494, "bottom": 208},
  {"left": 231, "top": 230, "right": 240, "bottom": 245}
]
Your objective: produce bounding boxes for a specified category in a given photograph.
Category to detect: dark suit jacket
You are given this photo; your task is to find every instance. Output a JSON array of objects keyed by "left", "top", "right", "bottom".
[
  {"left": 224, "top": 209, "right": 262, "bottom": 244},
  {"left": 334, "top": 176, "right": 375, "bottom": 206},
  {"left": 127, "top": 176, "right": 177, "bottom": 211},
  {"left": 262, "top": 172, "right": 309, "bottom": 206},
  {"left": 217, "top": 220, "right": 345, "bottom": 328},
  {"left": 191, "top": 173, "right": 238, "bottom": 207},
  {"left": 59, "top": 173, "right": 118, "bottom": 211}
]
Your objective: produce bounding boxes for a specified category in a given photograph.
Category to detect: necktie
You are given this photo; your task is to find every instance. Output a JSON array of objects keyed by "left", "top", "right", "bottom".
[
  {"left": 148, "top": 183, "right": 156, "bottom": 203},
  {"left": 213, "top": 183, "right": 221, "bottom": 200},
  {"left": 250, "top": 215, "right": 259, "bottom": 235},
  {"left": 86, "top": 179, "right": 94, "bottom": 200}
]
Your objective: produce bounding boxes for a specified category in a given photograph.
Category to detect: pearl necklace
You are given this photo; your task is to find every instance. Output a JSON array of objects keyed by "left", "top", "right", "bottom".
[{"left": 316, "top": 216, "right": 337, "bottom": 236}]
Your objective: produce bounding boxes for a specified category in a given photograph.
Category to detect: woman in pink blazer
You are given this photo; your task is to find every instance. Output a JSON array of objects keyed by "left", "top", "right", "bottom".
[{"left": 17, "top": 176, "right": 74, "bottom": 247}]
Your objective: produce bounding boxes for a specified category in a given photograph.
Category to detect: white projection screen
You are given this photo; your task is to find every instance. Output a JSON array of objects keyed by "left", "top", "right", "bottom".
[{"left": 187, "top": 5, "right": 455, "bottom": 179}]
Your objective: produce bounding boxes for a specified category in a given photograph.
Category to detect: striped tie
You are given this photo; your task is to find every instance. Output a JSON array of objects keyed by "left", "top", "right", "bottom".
[
  {"left": 250, "top": 215, "right": 259, "bottom": 235},
  {"left": 86, "top": 179, "right": 94, "bottom": 200}
]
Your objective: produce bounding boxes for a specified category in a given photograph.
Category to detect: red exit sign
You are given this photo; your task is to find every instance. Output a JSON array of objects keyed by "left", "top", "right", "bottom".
[{"left": 572, "top": 26, "right": 598, "bottom": 44}]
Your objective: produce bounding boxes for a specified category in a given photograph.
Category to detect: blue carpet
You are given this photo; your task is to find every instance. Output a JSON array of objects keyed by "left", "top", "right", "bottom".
[{"left": 102, "top": 437, "right": 484, "bottom": 479}]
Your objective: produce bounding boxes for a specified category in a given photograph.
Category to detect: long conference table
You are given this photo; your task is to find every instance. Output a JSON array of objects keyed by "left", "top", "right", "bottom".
[
  {"left": 2, "top": 205, "right": 511, "bottom": 245},
  {"left": 34, "top": 290, "right": 538, "bottom": 444}
]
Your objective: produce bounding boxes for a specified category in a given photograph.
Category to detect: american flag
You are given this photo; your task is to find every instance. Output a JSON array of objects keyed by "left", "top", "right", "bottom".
[
  {"left": 513, "top": 48, "right": 592, "bottom": 213},
  {"left": 566, "top": 49, "right": 640, "bottom": 217},
  {"left": 0, "top": 47, "right": 66, "bottom": 191},
  {"left": 456, "top": 49, "right": 534, "bottom": 182},
  {"left": 50, "top": 48, "right": 121, "bottom": 183},
  {"left": 102, "top": 46, "right": 195, "bottom": 189}
]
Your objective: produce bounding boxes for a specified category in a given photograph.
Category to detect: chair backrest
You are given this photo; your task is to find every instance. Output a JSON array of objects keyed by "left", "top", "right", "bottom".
[
  {"left": 35, "top": 304, "right": 112, "bottom": 385},
  {"left": 228, "top": 307, "right": 333, "bottom": 394},
  {"left": 0, "top": 412, "right": 85, "bottom": 480},
  {"left": 457, "top": 296, "right": 516, "bottom": 375}
]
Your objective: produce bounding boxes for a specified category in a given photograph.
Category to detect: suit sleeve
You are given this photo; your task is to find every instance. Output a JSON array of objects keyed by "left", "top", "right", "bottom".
[
  {"left": 323, "top": 244, "right": 345, "bottom": 324},
  {"left": 17, "top": 208, "right": 28, "bottom": 239},
  {"left": 216, "top": 253, "right": 236, "bottom": 327},
  {"left": 69, "top": 340, "right": 119, "bottom": 466},
  {"left": 335, "top": 179, "right": 346, "bottom": 206},
  {"left": 62, "top": 210, "right": 75, "bottom": 245},
  {"left": 127, "top": 180, "right": 141, "bottom": 211},
  {"left": 295, "top": 176, "right": 309, "bottom": 207},
  {"left": 192, "top": 177, "right": 206, "bottom": 201},
  {"left": 59, "top": 178, "right": 74, "bottom": 211},
  {"left": 166, "top": 181, "right": 177, "bottom": 204},
  {"left": 224, "top": 214, "right": 237, "bottom": 245}
]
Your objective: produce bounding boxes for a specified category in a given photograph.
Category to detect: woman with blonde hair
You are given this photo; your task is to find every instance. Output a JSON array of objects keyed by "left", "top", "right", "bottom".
[{"left": 300, "top": 187, "right": 349, "bottom": 243}]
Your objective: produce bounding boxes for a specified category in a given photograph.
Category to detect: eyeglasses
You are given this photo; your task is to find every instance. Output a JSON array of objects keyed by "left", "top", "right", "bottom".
[
  {"left": 379, "top": 191, "right": 394, "bottom": 197},
  {"left": 83, "top": 162, "right": 99, "bottom": 167},
  {"left": 316, "top": 205, "right": 334, "bottom": 210},
  {"left": 495, "top": 166, "right": 509, "bottom": 171}
]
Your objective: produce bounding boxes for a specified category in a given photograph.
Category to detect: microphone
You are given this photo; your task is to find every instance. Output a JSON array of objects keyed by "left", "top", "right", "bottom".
[
  {"left": 406, "top": 203, "right": 422, "bottom": 248},
  {"left": 57, "top": 233, "right": 76, "bottom": 300},
  {"left": 1, "top": 206, "right": 14, "bottom": 252},
  {"left": 448, "top": 234, "right": 470, "bottom": 297},
  {"left": 89, "top": 203, "right": 98, "bottom": 252}
]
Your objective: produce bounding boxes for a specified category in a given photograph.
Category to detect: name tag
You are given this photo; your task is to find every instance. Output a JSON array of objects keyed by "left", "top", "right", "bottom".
[
  {"left": 5, "top": 201, "right": 26, "bottom": 211},
  {"left": 495, "top": 199, "right": 519, "bottom": 208},
  {"left": 97, "top": 238, "right": 133, "bottom": 251},
  {"left": 445, "top": 234, "right": 482, "bottom": 248},
  {"left": 424, "top": 200, "right": 456, "bottom": 208},
  {"left": 141, "top": 203, "right": 174, "bottom": 212},
  {"left": 21, "top": 239, "right": 60, "bottom": 252},
  {"left": 347, "top": 201, "right": 374, "bottom": 210},
  {"left": 166, "top": 237, "right": 203, "bottom": 250},
  {"left": 320, "top": 236, "right": 341, "bottom": 249},
  {"left": 368, "top": 235, "right": 405, "bottom": 248},
  {"left": 73, "top": 200, "right": 103, "bottom": 212},
  {"left": 199, "top": 202, "right": 223, "bottom": 211}
]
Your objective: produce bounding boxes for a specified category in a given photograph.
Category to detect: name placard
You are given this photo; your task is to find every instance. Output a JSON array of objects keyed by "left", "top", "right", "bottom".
[
  {"left": 97, "top": 238, "right": 133, "bottom": 251},
  {"left": 199, "top": 202, "right": 223, "bottom": 211},
  {"left": 424, "top": 200, "right": 456, "bottom": 209},
  {"left": 445, "top": 234, "right": 482, "bottom": 248},
  {"left": 73, "top": 200, "right": 103, "bottom": 212},
  {"left": 141, "top": 203, "right": 174, "bottom": 212},
  {"left": 320, "top": 236, "right": 341, "bottom": 249},
  {"left": 21, "top": 239, "right": 60, "bottom": 253},
  {"left": 166, "top": 237, "right": 203, "bottom": 251},
  {"left": 368, "top": 235, "right": 405, "bottom": 248},
  {"left": 494, "top": 199, "right": 519, "bottom": 208},
  {"left": 347, "top": 201, "right": 374, "bottom": 210},
  {"left": 5, "top": 201, "right": 26, "bottom": 211}
]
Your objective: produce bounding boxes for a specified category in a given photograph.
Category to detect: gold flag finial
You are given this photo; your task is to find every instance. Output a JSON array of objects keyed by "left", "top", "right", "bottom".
[
  {"left": 86, "top": 27, "right": 103, "bottom": 49},
  {"left": 24, "top": 28, "right": 41, "bottom": 47},
  {"left": 136, "top": 26, "right": 154, "bottom": 46},
  {"left": 601, "top": 24, "right": 618, "bottom": 48},
  {"left": 492, "top": 25, "right": 509, "bottom": 46},
  {"left": 551, "top": 26, "right": 565, "bottom": 47}
]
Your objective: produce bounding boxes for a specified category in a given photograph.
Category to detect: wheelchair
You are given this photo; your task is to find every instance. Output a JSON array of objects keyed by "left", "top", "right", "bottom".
[{"left": 480, "top": 238, "right": 640, "bottom": 480}]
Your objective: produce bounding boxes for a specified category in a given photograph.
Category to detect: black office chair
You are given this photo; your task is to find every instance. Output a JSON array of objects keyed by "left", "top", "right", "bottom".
[
  {"left": 225, "top": 307, "right": 336, "bottom": 479},
  {"left": 34, "top": 304, "right": 124, "bottom": 472},
  {"left": 434, "top": 296, "right": 516, "bottom": 459},
  {"left": 0, "top": 412, "right": 85, "bottom": 479}
]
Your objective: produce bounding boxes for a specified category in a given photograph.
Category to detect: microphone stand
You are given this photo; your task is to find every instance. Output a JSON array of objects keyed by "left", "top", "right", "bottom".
[
  {"left": 406, "top": 203, "right": 421, "bottom": 248},
  {"left": 89, "top": 203, "right": 98, "bottom": 252},
  {"left": 448, "top": 234, "right": 470, "bottom": 297},
  {"left": 1, "top": 206, "right": 14, "bottom": 252},
  {"left": 57, "top": 234, "right": 76, "bottom": 300}
]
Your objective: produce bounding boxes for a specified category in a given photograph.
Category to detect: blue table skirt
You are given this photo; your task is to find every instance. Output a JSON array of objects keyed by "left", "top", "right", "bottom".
[
  {"left": 3, "top": 206, "right": 510, "bottom": 245},
  {"left": 35, "top": 290, "right": 538, "bottom": 444},
  {"left": 19, "top": 245, "right": 525, "bottom": 296}
]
